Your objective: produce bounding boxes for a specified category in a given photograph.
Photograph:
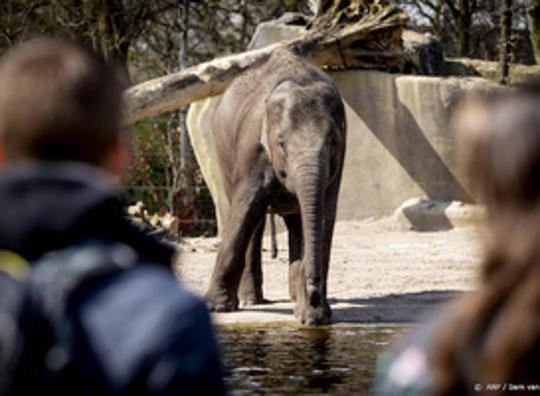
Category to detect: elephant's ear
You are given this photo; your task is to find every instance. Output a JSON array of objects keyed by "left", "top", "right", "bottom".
[
  {"left": 340, "top": 100, "right": 347, "bottom": 136},
  {"left": 260, "top": 113, "right": 271, "bottom": 155},
  {"left": 265, "top": 95, "right": 285, "bottom": 126},
  {"left": 262, "top": 81, "right": 296, "bottom": 159}
]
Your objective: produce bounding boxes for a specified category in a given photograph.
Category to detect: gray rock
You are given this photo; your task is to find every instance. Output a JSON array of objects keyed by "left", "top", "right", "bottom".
[
  {"left": 403, "top": 30, "right": 444, "bottom": 76},
  {"left": 393, "top": 198, "right": 485, "bottom": 231}
]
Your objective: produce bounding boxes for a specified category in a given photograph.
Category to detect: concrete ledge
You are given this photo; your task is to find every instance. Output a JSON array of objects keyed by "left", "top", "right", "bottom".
[{"left": 445, "top": 58, "right": 540, "bottom": 85}]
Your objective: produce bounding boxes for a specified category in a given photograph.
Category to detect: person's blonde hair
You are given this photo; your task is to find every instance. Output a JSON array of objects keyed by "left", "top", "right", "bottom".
[{"left": 0, "top": 38, "right": 123, "bottom": 165}]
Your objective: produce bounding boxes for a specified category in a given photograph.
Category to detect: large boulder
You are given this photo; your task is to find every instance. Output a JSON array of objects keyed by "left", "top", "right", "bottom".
[
  {"left": 247, "top": 13, "right": 307, "bottom": 50},
  {"left": 393, "top": 198, "right": 485, "bottom": 231},
  {"left": 402, "top": 30, "right": 444, "bottom": 76}
]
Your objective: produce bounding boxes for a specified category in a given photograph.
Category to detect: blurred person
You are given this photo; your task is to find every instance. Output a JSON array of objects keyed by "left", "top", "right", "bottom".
[
  {"left": 0, "top": 38, "right": 225, "bottom": 395},
  {"left": 374, "top": 87, "right": 540, "bottom": 396}
]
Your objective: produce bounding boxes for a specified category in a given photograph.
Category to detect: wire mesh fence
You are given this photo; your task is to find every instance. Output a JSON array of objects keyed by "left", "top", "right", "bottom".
[
  {"left": 121, "top": 149, "right": 218, "bottom": 237},
  {"left": 125, "top": 110, "right": 219, "bottom": 237}
]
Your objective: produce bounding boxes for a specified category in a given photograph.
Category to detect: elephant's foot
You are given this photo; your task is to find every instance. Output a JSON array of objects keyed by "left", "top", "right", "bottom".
[
  {"left": 205, "top": 288, "right": 239, "bottom": 312},
  {"left": 238, "top": 289, "right": 266, "bottom": 307},
  {"left": 292, "top": 265, "right": 332, "bottom": 324},
  {"left": 294, "top": 299, "right": 332, "bottom": 325},
  {"left": 239, "top": 296, "right": 271, "bottom": 307},
  {"left": 238, "top": 277, "right": 264, "bottom": 307}
]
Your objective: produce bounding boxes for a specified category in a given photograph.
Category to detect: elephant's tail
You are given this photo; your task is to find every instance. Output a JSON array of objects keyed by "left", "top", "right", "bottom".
[{"left": 270, "top": 213, "right": 278, "bottom": 259}]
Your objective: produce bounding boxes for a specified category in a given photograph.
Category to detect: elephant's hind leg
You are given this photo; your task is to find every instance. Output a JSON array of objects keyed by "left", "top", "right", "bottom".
[{"left": 239, "top": 216, "right": 266, "bottom": 306}]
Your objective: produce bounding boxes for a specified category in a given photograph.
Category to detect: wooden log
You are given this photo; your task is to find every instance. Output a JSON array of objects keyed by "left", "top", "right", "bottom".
[{"left": 125, "top": 0, "right": 407, "bottom": 124}]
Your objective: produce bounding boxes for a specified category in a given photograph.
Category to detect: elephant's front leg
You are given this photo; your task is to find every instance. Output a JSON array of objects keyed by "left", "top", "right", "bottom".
[
  {"left": 321, "top": 177, "right": 342, "bottom": 307},
  {"left": 238, "top": 216, "right": 266, "bottom": 306},
  {"left": 205, "top": 181, "right": 267, "bottom": 312},
  {"left": 284, "top": 214, "right": 303, "bottom": 302}
]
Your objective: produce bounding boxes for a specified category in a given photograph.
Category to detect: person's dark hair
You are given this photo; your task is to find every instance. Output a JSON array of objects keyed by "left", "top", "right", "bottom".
[
  {"left": 0, "top": 38, "right": 123, "bottom": 165},
  {"left": 434, "top": 87, "right": 540, "bottom": 394}
]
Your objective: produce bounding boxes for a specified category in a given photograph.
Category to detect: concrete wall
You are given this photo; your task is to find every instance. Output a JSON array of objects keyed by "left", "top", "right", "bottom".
[
  {"left": 187, "top": 72, "right": 498, "bottom": 233},
  {"left": 186, "top": 96, "right": 229, "bottom": 232},
  {"left": 334, "top": 71, "right": 498, "bottom": 220}
]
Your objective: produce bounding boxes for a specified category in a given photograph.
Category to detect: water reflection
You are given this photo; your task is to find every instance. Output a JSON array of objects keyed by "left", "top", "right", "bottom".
[{"left": 218, "top": 325, "right": 408, "bottom": 395}]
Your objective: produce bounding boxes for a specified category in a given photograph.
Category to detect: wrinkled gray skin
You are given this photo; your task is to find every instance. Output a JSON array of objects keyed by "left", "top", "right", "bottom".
[{"left": 205, "top": 49, "right": 346, "bottom": 324}]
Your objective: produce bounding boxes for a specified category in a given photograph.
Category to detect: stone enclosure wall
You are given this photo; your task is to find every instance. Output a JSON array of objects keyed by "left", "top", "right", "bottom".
[
  {"left": 332, "top": 71, "right": 496, "bottom": 220},
  {"left": 187, "top": 22, "right": 503, "bottom": 234}
]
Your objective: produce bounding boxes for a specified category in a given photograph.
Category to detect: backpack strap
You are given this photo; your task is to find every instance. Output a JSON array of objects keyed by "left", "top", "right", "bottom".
[
  {"left": 0, "top": 274, "right": 26, "bottom": 396},
  {"left": 20, "top": 239, "right": 139, "bottom": 390},
  {"left": 28, "top": 239, "right": 138, "bottom": 313},
  {"left": 0, "top": 250, "right": 30, "bottom": 279}
]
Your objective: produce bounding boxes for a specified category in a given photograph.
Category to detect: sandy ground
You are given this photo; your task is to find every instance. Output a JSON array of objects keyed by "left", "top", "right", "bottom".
[{"left": 175, "top": 219, "right": 484, "bottom": 325}]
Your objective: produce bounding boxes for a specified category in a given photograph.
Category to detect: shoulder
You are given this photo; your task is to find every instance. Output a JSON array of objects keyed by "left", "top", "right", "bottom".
[
  {"left": 373, "top": 319, "right": 441, "bottom": 396},
  {"left": 35, "top": 239, "right": 208, "bottom": 336},
  {"left": 76, "top": 265, "right": 214, "bottom": 384},
  {"left": 79, "top": 264, "right": 208, "bottom": 337}
]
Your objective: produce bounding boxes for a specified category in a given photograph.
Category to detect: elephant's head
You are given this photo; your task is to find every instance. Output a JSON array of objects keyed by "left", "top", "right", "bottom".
[{"left": 263, "top": 79, "right": 346, "bottom": 323}]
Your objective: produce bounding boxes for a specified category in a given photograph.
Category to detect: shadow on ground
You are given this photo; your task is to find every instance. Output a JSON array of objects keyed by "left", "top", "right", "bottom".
[{"left": 240, "top": 290, "right": 462, "bottom": 324}]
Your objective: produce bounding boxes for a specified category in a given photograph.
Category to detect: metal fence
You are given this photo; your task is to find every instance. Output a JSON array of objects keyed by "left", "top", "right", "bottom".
[{"left": 121, "top": 150, "right": 218, "bottom": 237}]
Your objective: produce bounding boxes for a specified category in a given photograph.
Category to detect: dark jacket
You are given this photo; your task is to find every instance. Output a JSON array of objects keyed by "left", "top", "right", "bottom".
[{"left": 0, "top": 162, "right": 226, "bottom": 396}]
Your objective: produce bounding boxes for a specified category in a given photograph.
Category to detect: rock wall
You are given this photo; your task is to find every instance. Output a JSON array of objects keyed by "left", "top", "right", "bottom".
[
  {"left": 334, "top": 71, "right": 499, "bottom": 220},
  {"left": 186, "top": 96, "right": 229, "bottom": 233}
]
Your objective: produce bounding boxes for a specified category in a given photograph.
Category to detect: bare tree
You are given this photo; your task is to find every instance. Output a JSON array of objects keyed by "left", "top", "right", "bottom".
[
  {"left": 0, "top": 0, "right": 178, "bottom": 82},
  {"left": 530, "top": 0, "right": 540, "bottom": 64},
  {"left": 398, "top": 0, "right": 483, "bottom": 57},
  {"left": 0, "top": 1, "right": 48, "bottom": 48},
  {"left": 50, "top": 1, "right": 177, "bottom": 82},
  {"left": 499, "top": 0, "right": 513, "bottom": 84}
]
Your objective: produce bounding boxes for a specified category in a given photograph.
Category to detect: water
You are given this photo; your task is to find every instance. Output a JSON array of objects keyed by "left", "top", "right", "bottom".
[{"left": 218, "top": 325, "right": 409, "bottom": 395}]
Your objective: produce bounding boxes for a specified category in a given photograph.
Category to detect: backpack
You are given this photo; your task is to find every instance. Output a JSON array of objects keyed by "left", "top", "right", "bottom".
[{"left": 0, "top": 240, "right": 137, "bottom": 396}]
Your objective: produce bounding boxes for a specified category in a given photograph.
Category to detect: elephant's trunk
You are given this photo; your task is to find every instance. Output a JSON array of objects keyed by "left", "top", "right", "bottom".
[{"left": 294, "top": 150, "right": 328, "bottom": 307}]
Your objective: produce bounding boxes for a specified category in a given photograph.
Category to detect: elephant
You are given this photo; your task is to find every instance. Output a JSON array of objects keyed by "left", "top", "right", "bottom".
[{"left": 205, "top": 48, "right": 346, "bottom": 325}]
